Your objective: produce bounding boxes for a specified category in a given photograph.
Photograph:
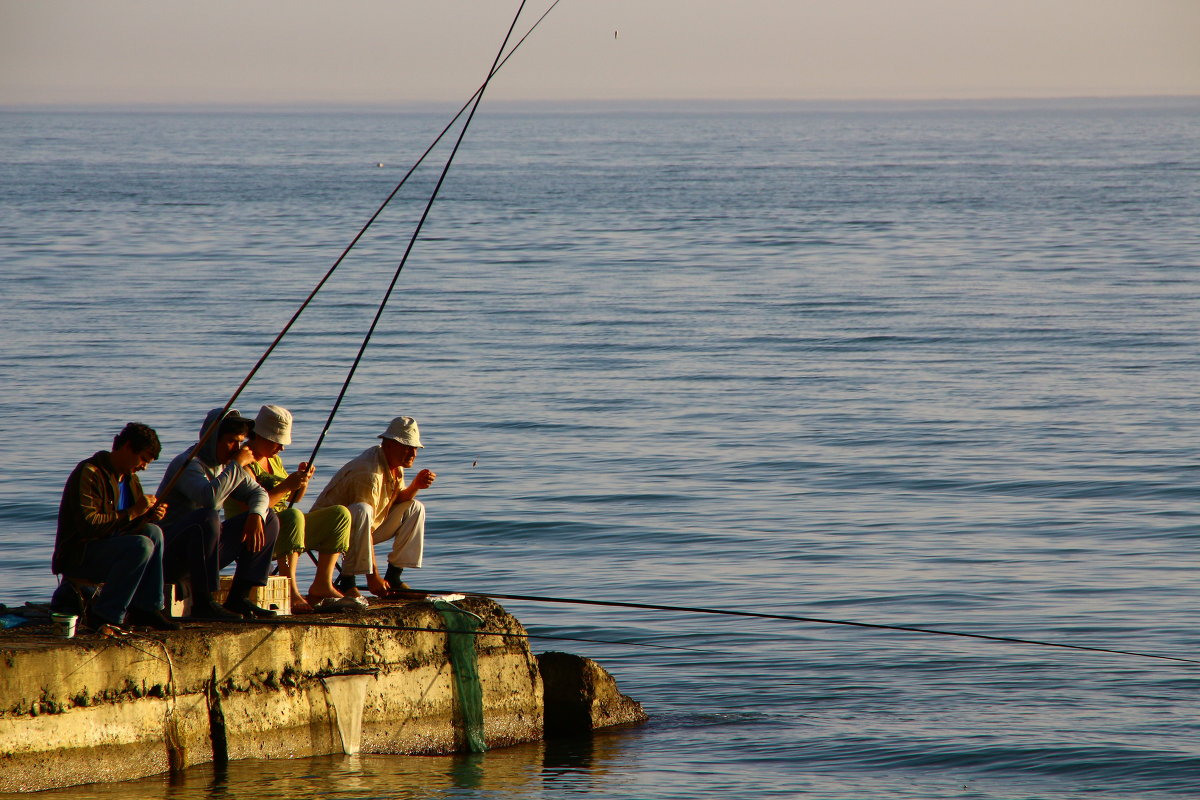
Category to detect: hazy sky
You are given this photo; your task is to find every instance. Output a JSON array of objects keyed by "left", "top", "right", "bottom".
[{"left": 2, "top": 0, "right": 1198, "bottom": 106}]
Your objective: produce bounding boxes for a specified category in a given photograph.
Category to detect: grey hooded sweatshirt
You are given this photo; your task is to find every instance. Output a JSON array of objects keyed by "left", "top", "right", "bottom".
[{"left": 157, "top": 407, "right": 270, "bottom": 530}]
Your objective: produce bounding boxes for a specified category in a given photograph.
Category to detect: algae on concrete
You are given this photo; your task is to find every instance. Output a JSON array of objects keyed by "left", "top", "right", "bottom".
[{"left": 0, "top": 597, "right": 645, "bottom": 793}]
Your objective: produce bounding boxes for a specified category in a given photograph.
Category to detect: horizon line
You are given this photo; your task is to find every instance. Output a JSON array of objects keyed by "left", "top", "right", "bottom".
[{"left": 2, "top": 93, "right": 1198, "bottom": 114}]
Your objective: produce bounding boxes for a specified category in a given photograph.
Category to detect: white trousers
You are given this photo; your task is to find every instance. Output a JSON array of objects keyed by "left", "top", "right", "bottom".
[{"left": 342, "top": 500, "right": 425, "bottom": 575}]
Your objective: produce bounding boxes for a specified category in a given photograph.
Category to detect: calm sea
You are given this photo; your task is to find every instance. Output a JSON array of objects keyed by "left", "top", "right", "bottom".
[{"left": 1, "top": 98, "right": 1199, "bottom": 799}]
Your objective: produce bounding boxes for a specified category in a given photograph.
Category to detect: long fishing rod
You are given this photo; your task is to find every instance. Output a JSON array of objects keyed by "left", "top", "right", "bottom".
[
  {"left": 212, "top": 0, "right": 565, "bottom": 427},
  {"left": 242, "top": 616, "right": 712, "bottom": 653},
  {"left": 299, "top": 0, "right": 530, "bottom": 472},
  {"left": 150, "top": 0, "right": 562, "bottom": 510},
  {"left": 417, "top": 590, "right": 1200, "bottom": 666}
]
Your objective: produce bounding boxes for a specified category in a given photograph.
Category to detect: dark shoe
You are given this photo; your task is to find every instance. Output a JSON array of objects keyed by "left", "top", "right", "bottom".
[
  {"left": 188, "top": 598, "right": 244, "bottom": 622},
  {"left": 126, "top": 606, "right": 182, "bottom": 631},
  {"left": 223, "top": 595, "right": 278, "bottom": 619},
  {"left": 334, "top": 573, "right": 358, "bottom": 593},
  {"left": 83, "top": 608, "right": 126, "bottom": 635},
  {"left": 383, "top": 564, "right": 411, "bottom": 591},
  {"left": 50, "top": 581, "right": 90, "bottom": 616}
]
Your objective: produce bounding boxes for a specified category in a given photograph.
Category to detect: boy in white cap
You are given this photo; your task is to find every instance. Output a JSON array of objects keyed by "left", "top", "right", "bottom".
[
  {"left": 225, "top": 405, "right": 352, "bottom": 612},
  {"left": 310, "top": 416, "right": 436, "bottom": 597}
]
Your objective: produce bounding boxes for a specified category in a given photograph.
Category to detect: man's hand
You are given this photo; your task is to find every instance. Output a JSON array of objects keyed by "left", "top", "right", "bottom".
[
  {"left": 411, "top": 469, "right": 436, "bottom": 490},
  {"left": 242, "top": 514, "right": 266, "bottom": 553},
  {"left": 147, "top": 495, "right": 168, "bottom": 522},
  {"left": 233, "top": 444, "right": 255, "bottom": 468},
  {"left": 132, "top": 493, "right": 168, "bottom": 521}
]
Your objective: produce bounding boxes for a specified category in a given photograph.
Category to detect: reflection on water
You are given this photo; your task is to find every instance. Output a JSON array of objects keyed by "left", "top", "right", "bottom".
[{"left": 18, "top": 731, "right": 636, "bottom": 800}]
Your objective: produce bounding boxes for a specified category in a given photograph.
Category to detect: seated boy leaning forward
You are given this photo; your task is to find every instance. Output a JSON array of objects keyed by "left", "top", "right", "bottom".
[
  {"left": 310, "top": 416, "right": 436, "bottom": 598},
  {"left": 157, "top": 408, "right": 281, "bottom": 620},
  {"left": 51, "top": 422, "right": 181, "bottom": 632}
]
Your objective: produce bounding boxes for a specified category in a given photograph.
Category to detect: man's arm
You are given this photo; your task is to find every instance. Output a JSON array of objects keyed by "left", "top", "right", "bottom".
[
  {"left": 395, "top": 469, "right": 436, "bottom": 505},
  {"left": 173, "top": 458, "right": 246, "bottom": 509},
  {"left": 74, "top": 464, "right": 131, "bottom": 539},
  {"left": 228, "top": 453, "right": 270, "bottom": 552}
]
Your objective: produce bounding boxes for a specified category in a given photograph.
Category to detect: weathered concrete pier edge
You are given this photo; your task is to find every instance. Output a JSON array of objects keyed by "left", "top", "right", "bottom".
[{"left": 0, "top": 597, "right": 647, "bottom": 792}]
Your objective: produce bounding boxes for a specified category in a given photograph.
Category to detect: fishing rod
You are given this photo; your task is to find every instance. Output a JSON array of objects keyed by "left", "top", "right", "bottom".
[
  {"left": 416, "top": 590, "right": 1200, "bottom": 666},
  {"left": 237, "top": 615, "right": 712, "bottom": 653},
  {"left": 299, "top": 0, "right": 530, "bottom": 472},
  {"left": 149, "top": 0, "right": 563, "bottom": 510},
  {"left": 217, "top": 0, "right": 565, "bottom": 436}
]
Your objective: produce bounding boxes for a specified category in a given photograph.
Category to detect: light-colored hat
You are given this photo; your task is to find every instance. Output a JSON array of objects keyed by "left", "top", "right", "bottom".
[
  {"left": 254, "top": 405, "right": 293, "bottom": 446},
  {"left": 379, "top": 415, "right": 423, "bottom": 448}
]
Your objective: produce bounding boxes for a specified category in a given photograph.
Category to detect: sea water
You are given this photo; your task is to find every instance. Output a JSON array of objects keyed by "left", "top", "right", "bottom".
[{"left": 1, "top": 97, "right": 1199, "bottom": 799}]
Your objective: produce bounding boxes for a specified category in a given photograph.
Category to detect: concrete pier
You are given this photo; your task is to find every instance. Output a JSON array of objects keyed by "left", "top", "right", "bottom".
[{"left": 0, "top": 596, "right": 647, "bottom": 792}]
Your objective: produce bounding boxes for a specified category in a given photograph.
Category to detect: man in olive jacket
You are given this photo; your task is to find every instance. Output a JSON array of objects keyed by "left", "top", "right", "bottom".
[{"left": 51, "top": 422, "right": 178, "bottom": 631}]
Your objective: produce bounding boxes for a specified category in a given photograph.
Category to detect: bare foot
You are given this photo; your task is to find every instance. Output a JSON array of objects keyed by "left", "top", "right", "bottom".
[
  {"left": 306, "top": 583, "right": 344, "bottom": 602},
  {"left": 365, "top": 572, "right": 396, "bottom": 598},
  {"left": 291, "top": 596, "right": 314, "bottom": 614}
]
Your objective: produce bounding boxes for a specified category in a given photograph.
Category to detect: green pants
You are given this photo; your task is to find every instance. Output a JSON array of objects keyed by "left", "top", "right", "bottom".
[{"left": 273, "top": 505, "right": 351, "bottom": 558}]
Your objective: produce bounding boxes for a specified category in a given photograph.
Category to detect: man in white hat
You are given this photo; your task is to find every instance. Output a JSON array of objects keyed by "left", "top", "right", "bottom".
[{"left": 310, "top": 416, "right": 436, "bottom": 597}]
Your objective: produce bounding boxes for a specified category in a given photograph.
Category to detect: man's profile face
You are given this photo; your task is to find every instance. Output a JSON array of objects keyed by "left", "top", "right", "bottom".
[
  {"left": 216, "top": 432, "right": 247, "bottom": 464},
  {"left": 112, "top": 443, "right": 157, "bottom": 476},
  {"left": 382, "top": 438, "right": 417, "bottom": 470}
]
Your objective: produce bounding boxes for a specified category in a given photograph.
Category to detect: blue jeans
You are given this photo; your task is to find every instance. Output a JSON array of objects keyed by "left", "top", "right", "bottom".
[
  {"left": 163, "top": 508, "right": 279, "bottom": 600},
  {"left": 69, "top": 523, "right": 165, "bottom": 624}
]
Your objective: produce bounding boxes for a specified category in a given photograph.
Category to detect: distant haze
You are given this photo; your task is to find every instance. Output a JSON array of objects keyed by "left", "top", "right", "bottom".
[{"left": 2, "top": 0, "right": 1198, "bottom": 106}]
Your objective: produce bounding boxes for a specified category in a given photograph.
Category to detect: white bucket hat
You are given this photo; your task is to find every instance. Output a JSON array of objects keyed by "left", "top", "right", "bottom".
[
  {"left": 379, "top": 415, "right": 423, "bottom": 448},
  {"left": 254, "top": 405, "right": 293, "bottom": 446}
]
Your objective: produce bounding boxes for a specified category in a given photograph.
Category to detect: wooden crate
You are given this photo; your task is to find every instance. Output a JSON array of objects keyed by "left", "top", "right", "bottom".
[{"left": 167, "top": 575, "right": 291, "bottom": 617}]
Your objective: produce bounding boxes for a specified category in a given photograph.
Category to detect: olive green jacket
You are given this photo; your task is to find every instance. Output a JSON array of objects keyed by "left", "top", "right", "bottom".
[{"left": 52, "top": 451, "right": 146, "bottom": 575}]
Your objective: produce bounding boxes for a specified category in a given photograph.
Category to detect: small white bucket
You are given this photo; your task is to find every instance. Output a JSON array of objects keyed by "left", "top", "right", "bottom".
[{"left": 50, "top": 612, "right": 78, "bottom": 639}]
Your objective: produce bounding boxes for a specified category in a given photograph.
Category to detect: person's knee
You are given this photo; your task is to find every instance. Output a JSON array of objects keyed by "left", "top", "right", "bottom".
[
  {"left": 276, "top": 508, "right": 304, "bottom": 549},
  {"left": 332, "top": 505, "right": 352, "bottom": 529},
  {"left": 136, "top": 523, "right": 164, "bottom": 547},
  {"left": 348, "top": 503, "right": 373, "bottom": 534},
  {"left": 330, "top": 506, "right": 352, "bottom": 551},
  {"left": 125, "top": 535, "right": 155, "bottom": 568},
  {"left": 181, "top": 509, "right": 221, "bottom": 542}
]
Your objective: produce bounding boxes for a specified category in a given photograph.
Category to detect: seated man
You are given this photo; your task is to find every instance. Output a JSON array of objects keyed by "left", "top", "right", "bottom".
[
  {"left": 311, "top": 415, "right": 436, "bottom": 598},
  {"left": 51, "top": 422, "right": 179, "bottom": 632},
  {"left": 157, "top": 408, "right": 280, "bottom": 620}
]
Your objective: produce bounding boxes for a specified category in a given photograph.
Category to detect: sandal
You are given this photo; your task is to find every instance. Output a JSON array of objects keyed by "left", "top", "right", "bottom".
[
  {"left": 336, "top": 596, "right": 370, "bottom": 611},
  {"left": 311, "top": 597, "right": 344, "bottom": 613}
]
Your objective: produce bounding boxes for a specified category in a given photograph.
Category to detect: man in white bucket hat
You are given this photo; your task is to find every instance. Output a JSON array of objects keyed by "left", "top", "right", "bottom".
[{"left": 311, "top": 415, "right": 436, "bottom": 597}]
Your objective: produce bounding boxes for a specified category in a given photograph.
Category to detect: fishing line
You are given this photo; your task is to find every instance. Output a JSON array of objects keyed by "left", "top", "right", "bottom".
[
  {"left": 299, "top": 0, "right": 530, "bottom": 473},
  {"left": 233, "top": 615, "right": 710, "bottom": 653},
  {"left": 416, "top": 590, "right": 1200, "bottom": 666},
  {"left": 149, "top": 0, "right": 562, "bottom": 508}
]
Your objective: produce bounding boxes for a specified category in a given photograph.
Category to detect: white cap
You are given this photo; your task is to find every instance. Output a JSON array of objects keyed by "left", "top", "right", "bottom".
[
  {"left": 378, "top": 416, "right": 423, "bottom": 448},
  {"left": 254, "top": 405, "right": 293, "bottom": 446}
]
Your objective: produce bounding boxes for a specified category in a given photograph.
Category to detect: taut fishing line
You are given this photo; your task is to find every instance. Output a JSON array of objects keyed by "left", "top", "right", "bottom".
[{"left": 417, "top": 590, "right": 1200, "bottom": 666}]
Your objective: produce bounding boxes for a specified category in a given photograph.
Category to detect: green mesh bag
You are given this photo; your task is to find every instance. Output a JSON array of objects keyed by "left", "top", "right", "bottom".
[{"left": 433, "top": 599, "right": 487, "bottom": 753}]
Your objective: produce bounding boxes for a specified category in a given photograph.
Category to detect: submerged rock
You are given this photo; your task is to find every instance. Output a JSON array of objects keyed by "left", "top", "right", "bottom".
[{"left": 538, "top": 651, "right": 649, "bottom": 737}]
